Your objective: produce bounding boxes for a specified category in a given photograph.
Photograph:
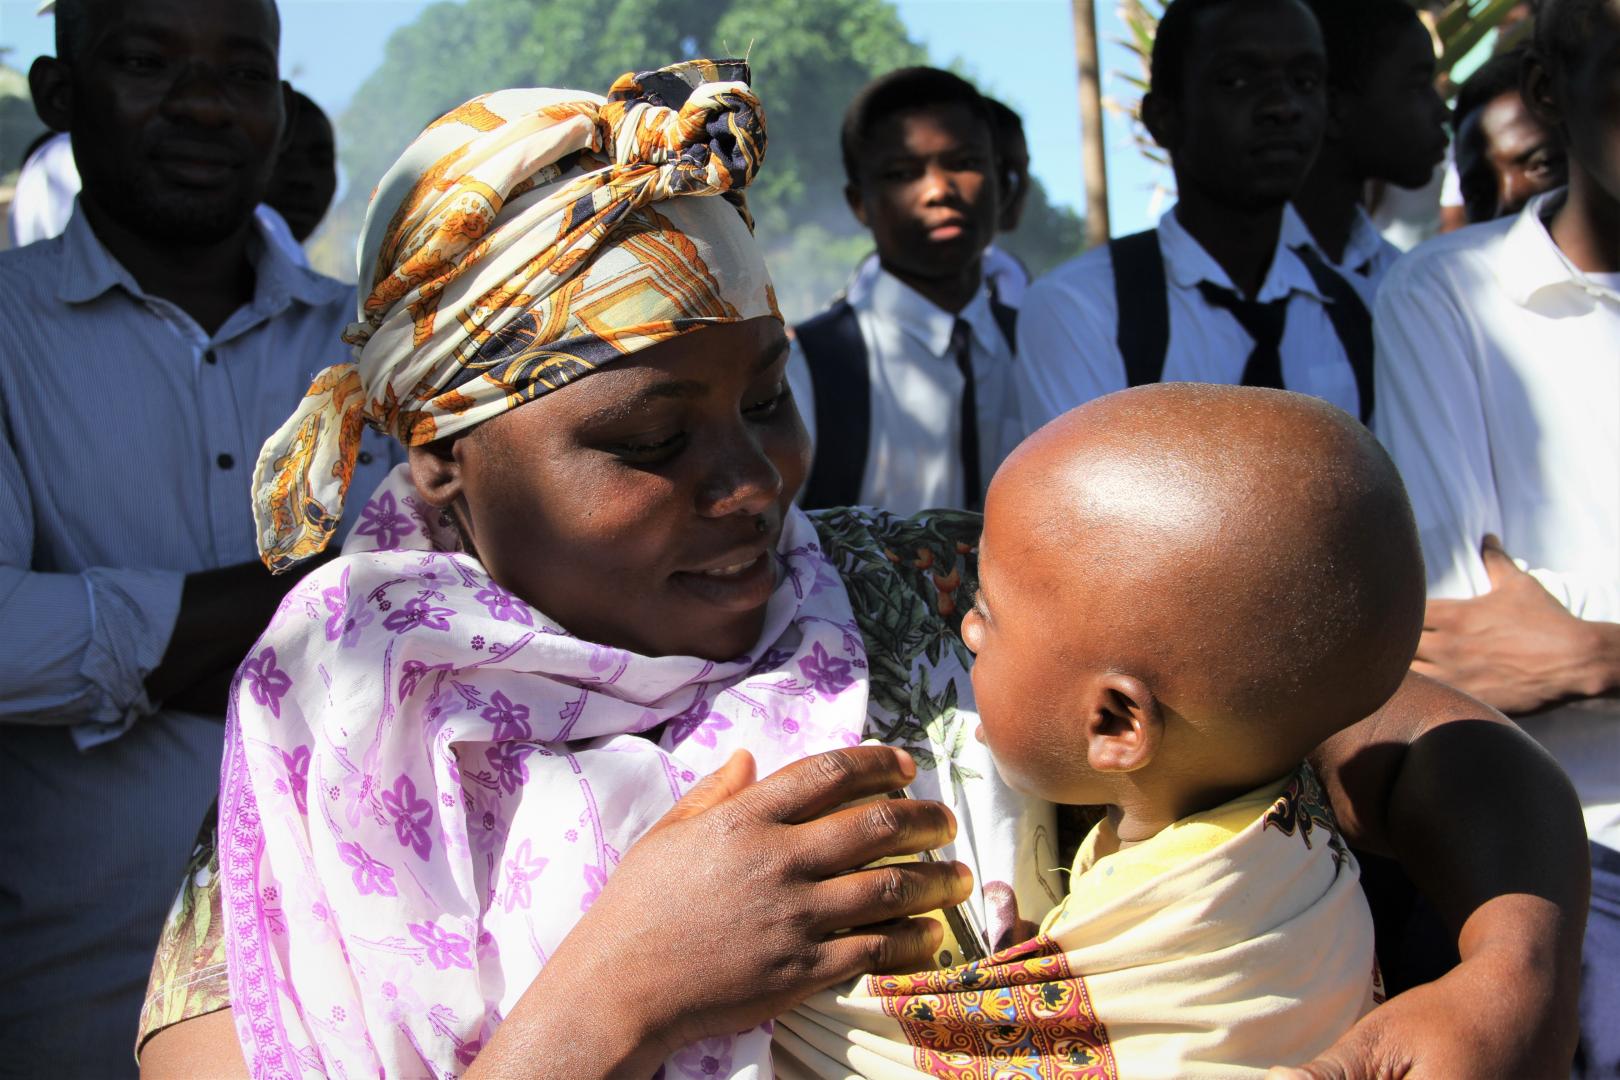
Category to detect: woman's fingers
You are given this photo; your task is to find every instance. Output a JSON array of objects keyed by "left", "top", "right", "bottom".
[
  {"left": 818, "top": 917, "right": 948, "bottom": 980},
  {"left": 734, "top": 745, "right": 916, "bottom": 825},
  {"left": 793, "top": 796, "right": 958, "bottom": 875},
  {"left": 647, "top": 749, "right": 757, "bottom": 833},
  {"left": 806, "top": 858, "right": 974, "bottom": 936}
]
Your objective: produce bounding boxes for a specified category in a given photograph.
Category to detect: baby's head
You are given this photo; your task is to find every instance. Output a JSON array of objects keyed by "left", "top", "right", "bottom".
[{"left": 961, "top": 384, "right": 1423, "bottom": 828}]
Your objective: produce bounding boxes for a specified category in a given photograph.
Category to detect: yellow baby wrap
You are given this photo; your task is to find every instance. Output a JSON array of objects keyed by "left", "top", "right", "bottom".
[{"left": 775, "top": 765, "right": 1379, "bottom": 1079}]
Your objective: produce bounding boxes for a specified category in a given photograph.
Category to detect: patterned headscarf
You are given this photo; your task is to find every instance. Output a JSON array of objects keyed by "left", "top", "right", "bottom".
[{"left": 252, "top": 60, "right": 779, "bottom": 572}]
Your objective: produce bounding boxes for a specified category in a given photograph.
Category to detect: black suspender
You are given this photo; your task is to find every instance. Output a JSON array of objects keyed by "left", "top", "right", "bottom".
[
  {"left": 1108, "top": 229, "right": 1172, "bottom": 389},
  {"left": 1291, "top": 244, "right": 1376, "bottom": 425},
  {"left": 794, "top": 296, "right": 1020, "bottom": 512},
  {"left": 795, "top": 300, "right": 870, "bottom": 511},
  {"left": 1107, "top": 227, "right": 1376, "bottom": 423}
]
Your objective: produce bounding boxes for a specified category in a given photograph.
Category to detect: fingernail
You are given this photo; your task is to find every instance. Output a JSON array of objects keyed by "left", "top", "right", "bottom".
[
  {"left": 891, "top": 747, "right": 916, "bottom": 777},
  {"left": 955, "top": 862, "right": 975, "bottom": 892}
]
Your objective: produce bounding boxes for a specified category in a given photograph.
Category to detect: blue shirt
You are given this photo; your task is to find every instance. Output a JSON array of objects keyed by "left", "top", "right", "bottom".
[{"left": 0, "top": 208, "right": 400, "bottom": 1075}]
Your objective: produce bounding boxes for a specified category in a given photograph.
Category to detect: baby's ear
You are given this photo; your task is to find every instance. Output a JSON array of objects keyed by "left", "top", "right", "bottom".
[{"left": 1081, "top": 674, "right": 1162, "bottom": 774}]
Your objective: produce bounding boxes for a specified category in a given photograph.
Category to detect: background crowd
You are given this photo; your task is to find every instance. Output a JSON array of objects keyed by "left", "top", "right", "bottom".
[{"left": 0, "top": 0, "right": 1613, "bottom": 1075}]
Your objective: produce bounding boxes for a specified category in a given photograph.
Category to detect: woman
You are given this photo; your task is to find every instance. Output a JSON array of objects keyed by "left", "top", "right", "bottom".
[{"left": 140, "top": 62, "right": 1586, "bottom": 1078}]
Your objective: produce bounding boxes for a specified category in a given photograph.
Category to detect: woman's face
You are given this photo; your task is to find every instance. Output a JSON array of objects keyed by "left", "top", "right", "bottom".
[{"left": 413, "top": 316, "right": 808, "bottom": 661}]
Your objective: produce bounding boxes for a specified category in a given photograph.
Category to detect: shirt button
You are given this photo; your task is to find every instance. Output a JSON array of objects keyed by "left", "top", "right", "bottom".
[
  {"left": 358, "top": 451, "right": 374, "bottom": 466},
  {"left": 217, "top": 453, "right": 235, "bottom": 470},
  {"left": 204, "top": 350, "right": 218, "bottom": 365}
]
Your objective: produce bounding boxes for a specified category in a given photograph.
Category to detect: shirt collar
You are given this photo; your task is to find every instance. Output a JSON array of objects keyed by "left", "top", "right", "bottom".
[
  {"left": 1496, "top": 190, "right": 1620, "bottom": 307},
  {"left": 1279, "top": 203, "right": 1388, "bottom": 277},
  {"left": 1159, "top": 203, "right": 1328, "bottom": 304},
  {"left": 1340, "top": 206, "right": 1390, "bottom": 276},
  {"left": 861, "top": 264, "right": 1003, "bottom": 356},
  {"left": 56, "top": 201, "right": 347, "bottom": 320}
]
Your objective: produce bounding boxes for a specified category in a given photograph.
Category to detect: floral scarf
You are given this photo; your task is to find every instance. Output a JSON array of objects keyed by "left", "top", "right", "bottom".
[{"left": 226, "top": 464, "right": 879, "bottom": 1077}]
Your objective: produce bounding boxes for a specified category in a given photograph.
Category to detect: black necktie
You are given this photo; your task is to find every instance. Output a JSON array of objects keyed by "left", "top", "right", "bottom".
[
  {"left": 1196, "top": 282, "right": 1289, "bottom": 391},
  {"left": 948, "top": 319, "right": 982, "bottom": 512}
]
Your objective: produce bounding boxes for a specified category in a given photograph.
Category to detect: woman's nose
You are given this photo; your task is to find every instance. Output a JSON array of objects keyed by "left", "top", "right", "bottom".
[{"left": 697, "top": 426, "right": 783, "bottom": 518}]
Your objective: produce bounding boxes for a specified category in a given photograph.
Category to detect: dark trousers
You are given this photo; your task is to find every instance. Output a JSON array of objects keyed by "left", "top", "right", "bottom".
[{"left": 1576, "top": 840, "right": 1620, "bottom": 1078}]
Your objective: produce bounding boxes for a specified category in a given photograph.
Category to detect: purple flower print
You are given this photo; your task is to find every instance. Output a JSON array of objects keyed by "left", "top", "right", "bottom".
[
  {"left": 398, "top": 659, "right": 429, "bottom": 700},
  {"left": 355, "top": 490, "right": 414, "bottom": 551},
  {"left": 580, "top": 863, "right": 609, "bottom": 913},
  {"left": 671, "top": 1038, "right": 734, "bottom": 1078},
  {"left": 408, "top": 920, "right": 473, "bottom": 971},
  {"left": 242, "top": 647, "right": 292, "bottom": 718},
  {"left": 501, "top": 839, "right": 549, "bottom": 913},
  {"left": 383, "top": 595, "right": 454, "bottom": 635},
  {"left": 747, "top": 647, "right": 794, "bottom": 678},
  {"left": 336, "top": 842, "right": 397, "bottom": 897},
  {"left": 670, "top": 710, "right": 733, "bottom": 750},
  {"left": 280, "top": 745, "right": 311, "bottom": 815},
  {"left": 380, "top": 774, "right": 433, "bottom": 860},
  {"left": 473, "top": 580, "right": 534, "bottom": 626},
  {"left": 664, "top": 694, "right": 712, "bottom": 746},
  {"left": 481, "top": 690, "right": 531, "bottom": 741},
  {"left": 321, "top": 568, "right": 374, "bottom": 647},
  {"left": 797, "top": 641, "right": 854, "bottom": 699},
  {"left": 486, "top": 742, "right": 530, "bottom": 796}
]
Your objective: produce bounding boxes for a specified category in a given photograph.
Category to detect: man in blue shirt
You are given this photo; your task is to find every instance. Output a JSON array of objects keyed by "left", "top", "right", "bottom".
[{"left": 0, "top": 0, "right": 396, "bottom": 1073}]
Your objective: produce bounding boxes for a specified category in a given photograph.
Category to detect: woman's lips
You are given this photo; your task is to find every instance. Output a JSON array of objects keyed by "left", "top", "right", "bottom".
[{"left": 670, "top": 551, "right": 778, "bottom": 612}]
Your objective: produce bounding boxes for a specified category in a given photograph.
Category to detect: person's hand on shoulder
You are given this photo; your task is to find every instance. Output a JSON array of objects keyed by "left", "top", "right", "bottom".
[{"left": 1414, "top": 535, "right": 1619, "bottom": 714}]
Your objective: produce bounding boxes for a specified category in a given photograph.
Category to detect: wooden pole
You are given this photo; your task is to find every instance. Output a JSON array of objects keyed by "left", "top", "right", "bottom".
[{"left": 1072, "top": 0, "right": 1111, "bottom": 245}]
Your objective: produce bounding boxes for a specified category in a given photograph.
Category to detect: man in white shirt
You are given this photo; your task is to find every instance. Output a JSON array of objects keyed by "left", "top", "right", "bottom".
[
  {"left": 787, "top": 67, "right": 1018, "bottom": 516},
  {"left": 0, "top": 0, "right": 396, "bottom": 1073},
  {"left": 1015, "top": 0, "right": 1377, "bottom": 436},
  {"left": 1374, "top": 0, "right": 1619, "bottom": 1069},
  {"left": 1288, "top": 0, "right": 1449, "bottom": 299}
]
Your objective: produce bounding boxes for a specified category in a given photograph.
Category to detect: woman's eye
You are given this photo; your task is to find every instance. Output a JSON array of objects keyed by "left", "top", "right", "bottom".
[
  {"left": 610, "top": 431, "right": 686, "bottom": 461},
  {"left": 743, "top": 385, "right": 787, "bottom": 419}
]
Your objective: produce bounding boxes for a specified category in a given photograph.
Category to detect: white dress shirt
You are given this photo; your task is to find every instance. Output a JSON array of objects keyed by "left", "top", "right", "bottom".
[
  {"left": 847, "top": 244, "right": 1030, "bottom": 308},
  {"left": 1374, "top": 191, "right": 1620, "bottom": 849},
  {"left": 1015, "top": 205, "right": 1364, "bottom": 437},
  {"left": 787, "top": 267, "right": 1019, "bottom": 516},
  {"left": 1282, "top": 203, "right": 1403, "bottom": 304},
  {"left": 0, "top": 207, "right": 399, "bottom": 1075}
]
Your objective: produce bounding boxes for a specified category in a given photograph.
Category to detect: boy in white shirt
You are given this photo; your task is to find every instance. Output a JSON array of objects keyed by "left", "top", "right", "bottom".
[
  {"left": 787, "top": 68, "right": 1018, "bottom": 516},
  {"left": 1016, "top": 0, "right": 1376, "bottom": 435}
]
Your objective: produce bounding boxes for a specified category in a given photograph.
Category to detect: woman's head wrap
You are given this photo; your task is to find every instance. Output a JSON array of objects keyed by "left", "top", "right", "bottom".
[{"left": 252, "top": 59, "right": 778, "bottom": 572}]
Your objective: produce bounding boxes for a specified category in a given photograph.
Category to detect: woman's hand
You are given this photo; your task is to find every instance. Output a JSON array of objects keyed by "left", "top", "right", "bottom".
[{"left": 466, "top": 744, "right": 973, "bottom": 1080}]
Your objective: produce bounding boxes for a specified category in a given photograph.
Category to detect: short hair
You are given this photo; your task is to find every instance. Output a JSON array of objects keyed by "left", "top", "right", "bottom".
[
  {"left": 1302, "top": 0, "right": 1425, "bottom": 91},
  {"left": 52, "top": 0, "right": 94, "bottom": 63},
  {"left": 54, "top": 0, "right": 282, "bottom": 64},
  {"left": 840, "top": 66, "right": 995, "bottom": 186},
  {"left": 1151, "top": 0, "right": 1325, "bottom": 100},
  {"left": 1453, "top": 48, "right": 1526, "bottom": 132},
  {"left": 984, "top": 98, "right": 1027, "bottom": 158},
  {"left": 1532, "top": 0, "right": 1617, "bottom": 81},
  {"left": 1151, "top": 0, "right": 1240, "bottom": 101}
]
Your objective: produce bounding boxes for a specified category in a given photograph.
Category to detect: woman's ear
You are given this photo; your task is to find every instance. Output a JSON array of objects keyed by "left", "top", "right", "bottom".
[
  {"left": 408, "top": 438, "right": 463, "bottom": 509},
  {"left": 1080, "top": 673, "right": 1163, "bottom": 774}
]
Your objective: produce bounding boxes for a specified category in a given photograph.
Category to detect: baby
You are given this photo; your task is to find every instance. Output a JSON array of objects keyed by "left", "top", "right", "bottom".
[{"left": 777, "top": 384, "right": 1424, "bottom": 1078}]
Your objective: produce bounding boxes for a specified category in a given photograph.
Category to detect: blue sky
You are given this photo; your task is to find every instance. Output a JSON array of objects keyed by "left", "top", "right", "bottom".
[{"left": 0, "top": 0, "right": 1172, "bottom": 232}]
